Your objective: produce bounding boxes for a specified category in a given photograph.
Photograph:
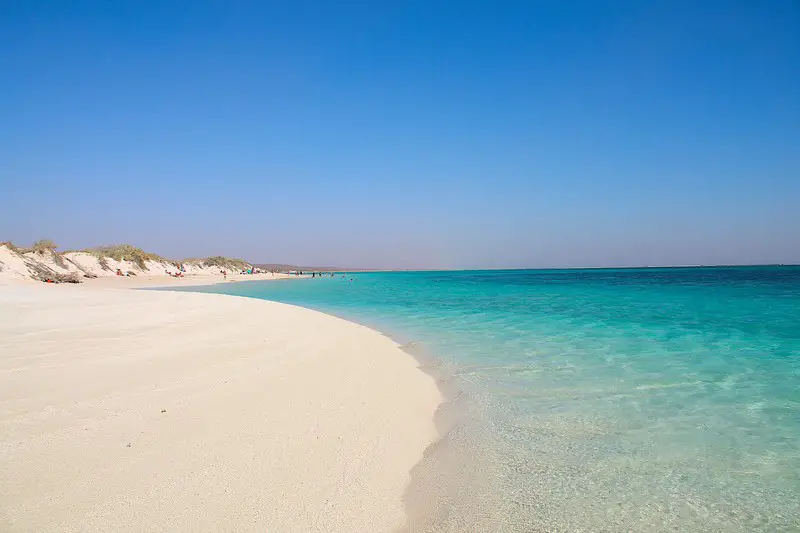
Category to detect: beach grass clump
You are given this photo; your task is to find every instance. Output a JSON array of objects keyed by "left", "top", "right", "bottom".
[
  {"left": 203, "top": 256, "right": 250, "bottom": 270},
  {"left": 0, "top": 241, "right": 22, "bottom": 253},
  {"left": 30, "top": 239, "right": 68, "bottom": 268},
  {"left": 32, "top": 239, "right": 58, "bottom": 253},
  {"left": 85, "top": 244, "right": 166, "bottom": 270}
]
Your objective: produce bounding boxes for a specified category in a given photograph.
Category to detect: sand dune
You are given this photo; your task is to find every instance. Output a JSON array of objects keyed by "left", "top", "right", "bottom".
[
  {"left": 0, "top": 284, "right": 441, "bottom": 532},
  {"left": 0, "top": 243, "right": 263, "bottom": 285}
]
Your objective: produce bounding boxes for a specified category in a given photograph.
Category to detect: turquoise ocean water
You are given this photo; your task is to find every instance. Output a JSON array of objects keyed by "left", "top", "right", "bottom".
[{"left": 184, "top": 267, "right": 800, "bottom": 532}]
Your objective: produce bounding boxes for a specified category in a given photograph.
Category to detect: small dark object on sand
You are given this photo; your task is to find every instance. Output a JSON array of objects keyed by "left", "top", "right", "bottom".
[{"left": 161, "top": 409, "right": 166, "bottom": 413}]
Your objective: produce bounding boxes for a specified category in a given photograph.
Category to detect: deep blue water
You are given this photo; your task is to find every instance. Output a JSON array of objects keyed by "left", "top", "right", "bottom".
[{"left": 184, "top": 267, "right": 800, "bottom": 532}]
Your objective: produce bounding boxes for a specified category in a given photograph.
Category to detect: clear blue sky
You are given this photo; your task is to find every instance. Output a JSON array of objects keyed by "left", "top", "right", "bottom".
[{"left": 2, "top": 1, "right": 798, "bottom": 268}]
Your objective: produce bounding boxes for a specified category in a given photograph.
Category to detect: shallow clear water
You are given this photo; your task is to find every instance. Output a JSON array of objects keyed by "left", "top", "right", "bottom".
[{"left": 185, "top": 267, "right": 800, "bottom": 532}]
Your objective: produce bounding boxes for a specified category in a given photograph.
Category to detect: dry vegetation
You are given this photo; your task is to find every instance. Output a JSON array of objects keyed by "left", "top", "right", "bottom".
[
  {"left": 0, "top": 241, "right": 22, "bottom": 253},
  {"left": 202, "top": 256, "right": 250, "bottom": 270},
  {"left": 80, "top": 246, "right": 252, "bottom": 272},
  {"left": 31, "top": 239, "right": 58, "bottom": 253},
  {"left": 83, "top": 245, "right": 170, "bottom": 270},
  {"left": 49, "top": 272, "right": 83, "bottom": 283},
  {"left": 24, "top": 259, "right": 83, "bottom": 284},
  {"left": 3, "top": 240, "right": 253, "bottom": 276},
  {"left": 28, "top": 239, "right": 68, "bottom": 269}
]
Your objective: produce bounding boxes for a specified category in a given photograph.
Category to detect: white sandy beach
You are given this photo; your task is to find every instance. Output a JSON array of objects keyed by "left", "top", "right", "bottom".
[
  {"left": 0, "top": 281, "right": 442, "bottom": 532},
  {"left": 83, "top": 271, "right": 295, "bottom": 288}
]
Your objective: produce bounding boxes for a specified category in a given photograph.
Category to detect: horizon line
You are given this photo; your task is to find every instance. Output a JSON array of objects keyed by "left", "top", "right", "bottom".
[{"left": 269, "top": 263, "right": 800, "bottom": 272}]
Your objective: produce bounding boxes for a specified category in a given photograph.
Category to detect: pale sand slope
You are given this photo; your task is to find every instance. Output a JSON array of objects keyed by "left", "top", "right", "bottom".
[{"left": 0, "top": 284, "right": 441, "bottom": 532}]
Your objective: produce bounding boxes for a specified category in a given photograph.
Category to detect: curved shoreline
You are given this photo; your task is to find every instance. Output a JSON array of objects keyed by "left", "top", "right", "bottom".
[
  {"left": 172, "top": 282, "right": 496, "bottom": 533},
  {"left": 0, "top": 283, "right": 442, "bottom": 532}
]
